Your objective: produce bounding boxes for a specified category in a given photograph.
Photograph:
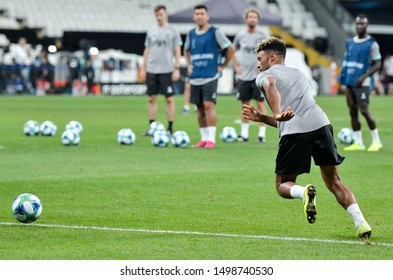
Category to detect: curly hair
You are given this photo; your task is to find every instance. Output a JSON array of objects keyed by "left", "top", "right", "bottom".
[{"left": 255, "top": 37, "right": 286, "bottom": 58}]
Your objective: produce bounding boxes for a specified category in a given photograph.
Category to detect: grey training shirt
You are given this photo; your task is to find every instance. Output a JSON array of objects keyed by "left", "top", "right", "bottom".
[
  {"left": 256, "top": 64, "right": 330, "bottom": 138},
  {"left": 233, "top": 29, "right": 267, "bottom": 81},
  {"left": 144, "top": 25, "right": 182, "bottom": 74}
]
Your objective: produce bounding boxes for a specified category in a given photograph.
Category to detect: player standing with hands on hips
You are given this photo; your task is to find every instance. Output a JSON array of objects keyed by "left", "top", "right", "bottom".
[
  {"left": 140, "top": 5, "right": 182, "bottom": 136},
  {"left": 184, "top": 4, "right": 235, "bottom": 149},
  {"left": 242, "top": 37, "right": 372, "bottom": 239},
  {"left": 232, "top": 8, "right": 268, "bottom": 143},
  {"left": 338, "top": 14, "right": 383, "bottom": 152}
]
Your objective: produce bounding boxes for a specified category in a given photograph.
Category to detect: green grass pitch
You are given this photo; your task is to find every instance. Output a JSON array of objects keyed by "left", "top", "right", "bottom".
[{"left": 0, "top": 94, "right": 392, "bottom": 260}]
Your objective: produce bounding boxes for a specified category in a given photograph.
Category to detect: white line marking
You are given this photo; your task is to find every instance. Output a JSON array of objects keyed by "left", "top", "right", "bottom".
[{"left": 1, "top": 221, "right": 392, "bottom": 247}]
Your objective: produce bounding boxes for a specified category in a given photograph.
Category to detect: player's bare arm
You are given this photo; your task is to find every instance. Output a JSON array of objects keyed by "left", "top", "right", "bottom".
[
  {"left": 262, "top": 76, "right": 294, "bottom": 121},
  {"left": 242, "top": 103, "right": 278, "bottom": 127},
  {"left": 172, "top": 45, "right": 181, "bottom": 82},
  {"left": 355, "top": 59, "right": 381, "bottom": 86},
  {"left": 140, "top": 47, "right": 150, "bottom": 81},
  {"left": 218, "top": 45, "right": 235, "bottom": 72},
  {"left": 184, "top": 50, "right": 193, "bottom": 76}
]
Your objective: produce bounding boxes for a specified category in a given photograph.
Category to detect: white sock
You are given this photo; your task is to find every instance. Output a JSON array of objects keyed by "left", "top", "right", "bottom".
[
  {"left": 353, "top": 130, "right": 364, "bottom": 146},
  {"left": 207, "top": 126, "right": 216, "bottom": 143},
  {"left": 289, "top": 185, "right": 305, "bottom": 199},
  {"left": 258, "top": 125, "right": 266, "bottom": 138},
  {"left": 346, "top": 204, "right": 366, "bottom": 228},
  {"left": 240, "top": 123, "right": 249, "bottom": 139},
  {"left": 370, "top": 128, "right": 381, "bottom": 144},
  {"left": 200, "top": 127, "right": 209, "bottom": 142}
]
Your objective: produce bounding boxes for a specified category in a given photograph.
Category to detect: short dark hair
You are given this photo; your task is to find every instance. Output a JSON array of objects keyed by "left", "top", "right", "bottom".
[
  {"left": 154, "top": 5, "right": 166, "bottom": 13},
  {"left": 194, "top": 4, "right": 208, "bottom": 12},
  {"left": 356, "top": 14, "right": 368, "bottom": 20},
  {"left": 256, "top": 37, "right": 286, "bottom": 58}
]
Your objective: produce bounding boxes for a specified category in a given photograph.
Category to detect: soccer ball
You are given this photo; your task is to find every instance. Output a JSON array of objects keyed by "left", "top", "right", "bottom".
[
  {"left": 220, "top": 126, "right": 238, "bottom": 143},
  {"left": 12, "top": 193, "right": 42, "bottom": 223},
  {"left": 151, "top": 130, "right": 169, "bottom": 147},
  {"left": 148, "top": 121, "right": 166, "bottom": 135},
  {"left": 117, "top": 128, "right": 136, "bottom": 145},
  {"left": 65, "top": 120, "right": 83, "bottom": 134},
  {"left": 338, "top": 128, "right": 354, "bottom": 144},
  {"left": 171, "top": 131, "right": 190, "bottom": 148},
  {"left": 23, "top": 120, "right": 40, "bottom": 136},
  {"left": 61, "top": 129, "right": 81, "bottom": 146},
  {"left": 40, "top": 120, "right": 57, "bottom": 136}
]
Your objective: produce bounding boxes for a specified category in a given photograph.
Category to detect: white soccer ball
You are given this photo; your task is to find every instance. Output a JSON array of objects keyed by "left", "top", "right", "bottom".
[
  {"left": 12, "top": 193, "right": 42, "bottom": 223},
  {"left": 23, "top": 120, "right": 40, "bottom": 136},
  {"left": 61, "top": 129, "right": 80, "bottom": 146},
  {"left": 151, "top": 130, "right": 169, "bottom": 147},
  {"left": 117, "top": 128, "right": 136, "bottom": 145},
  {"left": 220, "top": 126, "right": 238, "bottom": 143},
  {"left": 148, "top": 121, "right": 166, "bottom": 135},
  {"left": 40, "top": 120, "right": 57, "bottom": 136},
  {"left": 171, "top": 131, "right": 190, "bottom": 148},
  {"left": 338, "top": 128, "right": 354, "bottom": 144},
  {"left": 65, "top": 120, "right": 83, "bottom": 134}
]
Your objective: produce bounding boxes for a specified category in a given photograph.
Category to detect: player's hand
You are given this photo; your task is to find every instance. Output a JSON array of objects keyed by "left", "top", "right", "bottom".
[
  {"left": 355, "top": 75, "right": 367, "bottom": 87},
  {"left": 172, "top": 69, "right": 180, "bottom": 82},
  {"left": 187, "top": 65, "right": 193, "bottom": 76},
  {"left": 140, "top": 69, "right": 146, "bottom": 82},
  {"left": 275, "top": 106, "right": 294, "bottom": 121},
  {"left": 234, "top": 65, "right": 243, "bottom": 74},
  {"left": 242, "top": 103, "right": 260, "bottom": 122}
]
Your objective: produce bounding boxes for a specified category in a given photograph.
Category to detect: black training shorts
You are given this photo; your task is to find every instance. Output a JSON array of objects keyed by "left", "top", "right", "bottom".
[
  {"left": 275, "top": 125, "right": 345, "bottom": 176},
  {"left": 190, "top": 79, "right": 218, "bottom": 106},
  {"left": 236, "top": 79, "right": 265, "bottom": 102},
  {"left": 146, "top": 72, "right": 174, "bottom": 96}
]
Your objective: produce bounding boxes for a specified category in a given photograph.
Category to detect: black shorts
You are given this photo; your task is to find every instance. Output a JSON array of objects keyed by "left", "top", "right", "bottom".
[
  {"left": 190, "top": 79, "right": 218, "bottom": 106},
  {"left": 275, "top": 125, "right": 345, "bottom": 176},
  {"left": 146, "top": 72, "right": 174, "bottom": 96},
  {"left": 348, "top": 86, "right": 370, "bottom": 104},
  {"left": 236, "top": 80, "right": 265, "bottom": 102}
]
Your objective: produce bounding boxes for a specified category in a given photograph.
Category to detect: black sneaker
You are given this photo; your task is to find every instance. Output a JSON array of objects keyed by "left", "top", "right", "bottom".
[
  {"left": 237, "top": 136, "right": 248, "bottom": 142},
  {"left": 141, "top": 131, "right": 151, "bottom": 137},
  {"left": 257, "top": 137, "right": 266, "bottom": 143}
]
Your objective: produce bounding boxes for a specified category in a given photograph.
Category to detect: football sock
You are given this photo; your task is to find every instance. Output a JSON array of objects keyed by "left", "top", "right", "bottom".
[
  {"left": 370, "top": 128, "right": 381, "bottom": 144},
  {"left": 290, "top": 185, "right": 305, "bottom": 199},
  {"left": 167, "top": 121, "right": 173, "bottom": 133},
  {"left": 346, "top": 204, "right": 366, "bottom": 228},
  {"left": 258, "top": 125, "right": 266, "bottom": 139},
  {"left": 353, "top": 130, "right": 364, "bottom": 146},
  {"left": 149, "top": 119, "right": 154, "bottom": 125},
  {"left": 207, "top": 126, "right": 217, "bottom": 143},
  {"left": 240, "top": 123, "right": 249, "bottom": 138},
  {"left": 200, "top": 127, "right": 209, "bottom": 142}
]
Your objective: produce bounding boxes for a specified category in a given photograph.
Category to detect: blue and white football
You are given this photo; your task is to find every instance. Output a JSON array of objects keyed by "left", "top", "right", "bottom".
[
  {"left": 12, "top": 193, "right": 42, "bottom": 223},
  {"left": 117, "top": 128, "right": 136, "bottom": 145},
  {"left": 23, "top": 120, "right": 40, "bottom": 136},
  {"left": 61, "top": 129, "right": 80, "bottom": 146},
  {"left": 171, "top": 131, "right": 190, "bottom": 148},
  {"left": 40, "top": 120, "right": 57, "bottom": 136},
  {"left": 151, "top": 130, "right": 169, "bottom": 147},
  {"left": 220, "top": 126, "right": 238, "bottom": 143}
]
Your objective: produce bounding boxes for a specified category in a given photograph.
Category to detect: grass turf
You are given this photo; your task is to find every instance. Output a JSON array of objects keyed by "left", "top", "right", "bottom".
[{"left": 0, "top": 94, "right": 392, "bottom": 260}]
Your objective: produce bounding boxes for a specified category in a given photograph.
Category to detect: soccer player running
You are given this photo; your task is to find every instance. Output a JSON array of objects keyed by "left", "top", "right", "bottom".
[
  {"left": 184, "top": 4, "right": 235, "bottom": 149},
  {"left": 242, "top": 37, "right": 371, "bottom": 239},
  {"left": 232, "top": 8, "right": 268, "bottom": 143},
  {"left": 338, "top": 14, "right": 383, "bottom": 152},
  {"left": 140, "top": 5, "right": 182, "bottom": 136}
]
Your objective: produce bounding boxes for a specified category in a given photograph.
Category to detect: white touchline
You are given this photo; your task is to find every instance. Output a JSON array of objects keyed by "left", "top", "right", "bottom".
[{"left": 1, "top": 221, "right": 392, "bottom": 247}]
